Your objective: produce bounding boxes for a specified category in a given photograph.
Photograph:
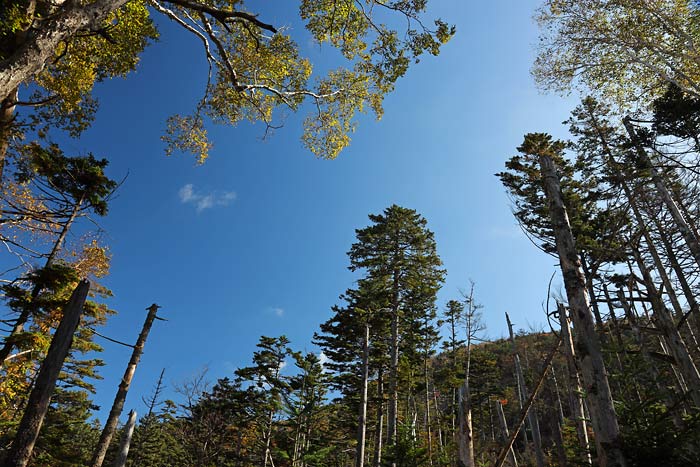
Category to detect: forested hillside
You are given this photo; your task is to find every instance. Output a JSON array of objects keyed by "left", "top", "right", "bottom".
[{"left": 2, "top": 1, "right": 700, "bottom": 467}]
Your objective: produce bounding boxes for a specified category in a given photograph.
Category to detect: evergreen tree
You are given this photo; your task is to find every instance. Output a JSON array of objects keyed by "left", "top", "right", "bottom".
[{"left": 344, "top": 205, "right": 445, "bottom": 463}]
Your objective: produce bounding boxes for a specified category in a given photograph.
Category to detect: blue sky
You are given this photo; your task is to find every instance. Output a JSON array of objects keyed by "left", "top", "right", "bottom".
[{"left": 31, "top": 1, "right": 581, "bottom": 420}]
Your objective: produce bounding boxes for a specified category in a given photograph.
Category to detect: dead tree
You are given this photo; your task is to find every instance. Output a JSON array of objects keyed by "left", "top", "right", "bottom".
[
  {"left": 494, "top": 338, "right": 562, "bottom": 467},
  {"left": 505, "top": 312, "right": 545, "bottom": 467},
  {"left": 90, "top": 303, "right": 163, "bottom": 467},
  {"left": 3, "top": 280, "right": 90, "bottom": 467},
  {"left": 557, "top": 303, "right": 592, "bottom": 465},
  {"left": 623, "top": 117, "right": 700, "bottom": 270},
  {"left": 495, "top": 400, "right": 518, "bottom": 467},
  {"left": 532, "top": 139, "right": 626, "bottom": 467},
  {"left": 112, "top": 410, "right": 137, "bottom": 467}
]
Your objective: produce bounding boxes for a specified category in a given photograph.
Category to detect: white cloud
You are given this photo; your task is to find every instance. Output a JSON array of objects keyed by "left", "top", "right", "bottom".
[
  {"left": 178, "top": 184, "right": 237, "bottom": 212},
  {"left": 179, "top": 184, "right": 194, "bottom": 202},
  {"left": 318, "top": 351, "right": 328, "bottom": 368},
  {"left": 272, "top": 307, "right": 284, "bottom": 317}
]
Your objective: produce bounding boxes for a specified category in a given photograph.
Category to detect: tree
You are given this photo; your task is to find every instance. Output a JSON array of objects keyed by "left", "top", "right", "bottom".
[
  {"left": 0, "top": 0, "right": 454, "bottom": 165},
  {"left": 500, "top": 134, "right": 626, "bottom": 467},
  {"left": 2, "top": 280, "right": 90, "bottom": 467},
  {"left": 456, "top": 284, "right": 484, "bottom": 467},
  {"left": 281, "top": 351, "right": 329, "bottom": 467},
  {"left": 347, "top": 205, "right": 445, "bottom": 464},
  {"left": 235, "top": 335, "right": 293, "bottom": 467},
  {"left": 533, "top": 0, "right": 700, "bottom": 108},
  {"left": 90, "top": 304, "right": 163, "bottom": 467},
  {"left": 0, "top": 146, "right": 117, "bottom": 364}
]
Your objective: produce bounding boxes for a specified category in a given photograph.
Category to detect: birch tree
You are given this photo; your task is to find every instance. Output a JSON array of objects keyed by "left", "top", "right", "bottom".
[{"left": 0, "top": 0, "right": 454, "bottom": 165}]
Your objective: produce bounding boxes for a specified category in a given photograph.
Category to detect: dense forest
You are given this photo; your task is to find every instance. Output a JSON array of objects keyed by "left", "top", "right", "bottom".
[{"left": 2, "top": 0, "right": 700, "bottom": 466}]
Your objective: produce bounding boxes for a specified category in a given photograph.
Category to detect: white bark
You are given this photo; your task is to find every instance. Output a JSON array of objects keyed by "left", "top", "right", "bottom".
[{"left": 112, "top": 410, "right": 137, "bottom": 467}]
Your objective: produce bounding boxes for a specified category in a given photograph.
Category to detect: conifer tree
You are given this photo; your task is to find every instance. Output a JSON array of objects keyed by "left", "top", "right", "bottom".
[{"left": 347, "top": 205, "right": 445, "bottom": 464}]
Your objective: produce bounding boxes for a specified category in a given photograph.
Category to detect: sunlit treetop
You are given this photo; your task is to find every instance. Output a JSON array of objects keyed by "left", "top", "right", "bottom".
[
  {"left": 1, "top": 1, "right": 158, "bottom": 138},
  {"left": 161, "top": 0, "right": 455, "bottom": 162},
  {"left": 0, "top": 0, "right": 455, "bottom": 162},
  {"left": 532, "top": 0, "right": 700, "bottom": 110}
]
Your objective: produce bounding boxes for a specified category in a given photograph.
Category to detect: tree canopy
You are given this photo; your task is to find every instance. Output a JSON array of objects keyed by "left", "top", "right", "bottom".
[{"left": 0, "top": 0, "right": 454, "bottom": 163}]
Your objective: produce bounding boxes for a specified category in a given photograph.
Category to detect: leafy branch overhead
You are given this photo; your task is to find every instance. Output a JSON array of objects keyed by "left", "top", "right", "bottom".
[{"left": 0, "top": 0, "right": 455, "bottom": 163}]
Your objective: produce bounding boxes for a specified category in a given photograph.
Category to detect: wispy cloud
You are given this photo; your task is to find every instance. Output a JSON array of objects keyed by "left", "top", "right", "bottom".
[
  {"left": 271, "top": 307, "right": 284, "bottom": 317},
  {"left": 178, "top": 184, "right": 237, "bottom": 213}
]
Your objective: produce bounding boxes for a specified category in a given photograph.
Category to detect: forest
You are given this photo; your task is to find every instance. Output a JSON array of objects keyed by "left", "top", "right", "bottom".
[{"left": 2, "top": 0, "right": 700, "bottom": 467}]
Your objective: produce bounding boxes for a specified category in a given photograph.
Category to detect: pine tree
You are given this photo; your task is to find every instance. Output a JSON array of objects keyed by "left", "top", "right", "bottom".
[{"left": 347, "top": 205, "right": 445, "bottom": 464}]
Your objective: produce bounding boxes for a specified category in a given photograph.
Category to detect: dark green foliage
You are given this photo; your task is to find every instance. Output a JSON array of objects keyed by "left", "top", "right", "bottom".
[
  {"left": 653, "top": 83, "right": 700, "bottom": 140},
  {"left": 14, "top": 143, "right": 117, "bottom": 216},
  {"left": 382, "top": 425, "right": 428, "bottom": 467},
  {"left": 30, "top": 389, "right": 100, "bottom": 467},
  {"left": 619, "top": 399, "right": 700, "bottom": 467}
]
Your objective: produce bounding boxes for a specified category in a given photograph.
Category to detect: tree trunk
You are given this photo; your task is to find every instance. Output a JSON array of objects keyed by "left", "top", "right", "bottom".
[
  {"left": 557, "top": 303, "right": 592, "bottom": 465},
  {"left": 538, "top": 152, "right": 626, "bottom": 467},
  {"left": 0, "top": 195, "right": 84, "bottom": 365},
  {"left": 0, "top": 88, "right": 18, "bottom": 184},
  {"left": 424, "top": 353, "right": 433, "bottom": 467},
  {"left": 506, "top": 312, "right": 545, "bottom": 467},
  {"left": 387, "top": 277, "right": 400, "bottom": 462},
  {"left": 580, "top": 256, "right": 605, "bottom": 330},
  {"left": 456, "top": 382, "right": 474, "bottom": 467},
  {"left": 495, "top": 400, "right": 518, "bottom": 467},
  {"left": 635, "top": 217, "right": 700, "bottom": 353},
  {"left": 3, "top": 280, "right": 90, "bottom": 467},
  {"left": 373, "top": 370, "right": 384, "bottom": 467},
  {"left": 111, "top": 410, "right": 137, "bottom": 467},
  {"left": 0, "top": 0, "right": 129, "bottom": 101},
  {"left": 622, "top": 116, "right": 700, "bottom": 271},
  {"left": 494, "top": 339, "right": 561, "bottom": 467},
  {"left": 650, "top": 212, "right": 700, "bottom": 336},
  {"left": 90, "top": 304, "right": 161, "bottom": 467},
  {"left": 355, "top": 322, "right": 370, "bottom": 467},
  {"left": 631, "top": 249, "right": 700, "bottom": 406}
]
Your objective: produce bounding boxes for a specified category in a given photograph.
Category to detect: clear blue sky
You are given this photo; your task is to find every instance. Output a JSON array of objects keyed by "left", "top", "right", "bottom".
[{"left": 45, "top": 1, "right": 579, "bottom": 420}]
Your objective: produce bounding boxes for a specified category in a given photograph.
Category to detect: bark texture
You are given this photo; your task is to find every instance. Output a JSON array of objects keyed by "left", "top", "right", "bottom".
[
  {"left": 3, "top": 280, "right": 90, "bottom": 467},
  {"left": 90, "top": 303, "right": 161, "bottom": 467},
  {"left": 538, "top": 152, "right": 626, "bottom": 467}
]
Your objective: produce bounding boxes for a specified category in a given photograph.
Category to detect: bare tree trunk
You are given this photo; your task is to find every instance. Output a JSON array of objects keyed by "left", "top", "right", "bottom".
[
  {"left": 373, "top": 370, "right": 384, "bottom": 467},
  {"left": 494, "top": 339, "right": 561, "bottom": 467},
  {"left": 632, "top": 201, "right": 700, "bottom": 353},
  {"left": 263, "top": 408, "right": 275, "bottom": 467},
  {"left": 3, "top": 280, "right": 90, "bottom": 467},
  {"left": 424, "top": 354, "right": 434, "bottom": 467},
  {"left": 548, "top": 380, "right": 568, "bottom": 467},
  {"left": 506, "top": 313, "right": 545, "bottom": 467},
  {"left": 623, "top": 117, "right": 700, "bottom": 270},
  {"left": 495, "top": 400, "right": 518, "bottom": 467},
  {"left": 456, "top": 382, "right": 474, "bottom": 467},
  {"left": 557, "top": 303, "right": 592, "bottom": 465},
  {"left": 111, "top": 410, "right": 137, "bottom": 467},
  {"left": 632, "top": 249, "right": 700, "bottom": 406},
  {"left": 90, "top": 304, "right": 162, "bottom": 467},
  {"left": 387, "top": 270, "right": 400, "bottom": 466},
  {"left": 356, "top": 322, "right": 370, "bottom": 467},
  {"left": 432, "top": 388, "right": 445, "bottom": 458},
  {"left": 580, "top": 256, "right": 604, "bottom": 329},
  {"left": 650, "top": 213, "right": 700, "bottom": 336},
  {"left": 538, "top": 152, "right": 626, "bottom": 467}
]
